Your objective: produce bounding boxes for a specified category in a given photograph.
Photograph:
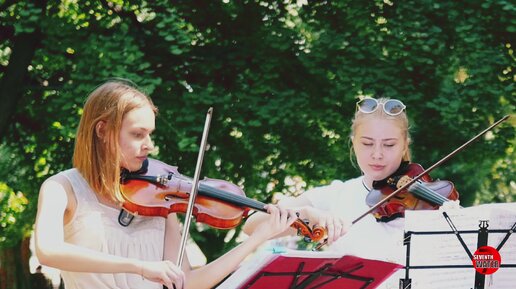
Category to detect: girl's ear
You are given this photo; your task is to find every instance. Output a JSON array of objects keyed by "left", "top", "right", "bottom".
[{"left": 95, "top": 120, "right": 107, "bottom": 142}]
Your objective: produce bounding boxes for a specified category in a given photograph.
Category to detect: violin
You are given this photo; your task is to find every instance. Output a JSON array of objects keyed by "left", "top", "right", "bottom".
[
  {"left": 365, "top": 162, "right": 460, "bottom": 222},
  {"left": 313, "top": 115, "right": 508, "bottom": 250},
  {"left": 120, "top": 158, "right": 325, "bottom": 242}
]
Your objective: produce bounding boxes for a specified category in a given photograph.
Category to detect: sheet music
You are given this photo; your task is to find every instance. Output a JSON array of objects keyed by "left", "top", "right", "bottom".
[{"left": 404, "top": 203, "right": 516, "bottom": 289}]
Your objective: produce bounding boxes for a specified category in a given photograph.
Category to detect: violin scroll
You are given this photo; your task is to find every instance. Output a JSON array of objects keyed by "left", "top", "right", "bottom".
[{"left": 291, "top": 216, "right": 325, "bottom": 243}]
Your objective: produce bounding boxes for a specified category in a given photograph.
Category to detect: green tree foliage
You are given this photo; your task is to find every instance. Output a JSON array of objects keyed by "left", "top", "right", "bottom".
[{"left": 0, "top": 1, "right": 514, "bottom": 287}]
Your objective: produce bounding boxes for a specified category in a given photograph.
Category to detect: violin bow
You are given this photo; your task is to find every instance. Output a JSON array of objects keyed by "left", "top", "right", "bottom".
[
  {"left": 176, "top": 107, "right": 213, "bottom": 270},
  {"left": 314, "top": 115, "right": 509, "bottom": 251},
  {"left": 353, "top": 114, "right": 509, "bottom": 225}
]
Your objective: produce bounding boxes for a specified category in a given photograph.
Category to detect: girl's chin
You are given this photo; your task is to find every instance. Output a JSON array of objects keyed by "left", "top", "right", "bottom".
[
  {"left": 369, "top": 172, "right": 389, "bottom": 181},
  {"left": 121, "top": 161, "right": 142, "bottom": 172}
]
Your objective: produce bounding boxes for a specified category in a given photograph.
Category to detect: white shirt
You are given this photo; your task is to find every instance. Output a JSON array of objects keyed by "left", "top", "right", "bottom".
[{"left": 60, "top": 169, "right": 166, "bottom": 289}]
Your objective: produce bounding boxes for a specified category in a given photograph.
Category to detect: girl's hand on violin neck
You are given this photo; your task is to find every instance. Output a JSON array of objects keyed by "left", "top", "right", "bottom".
[
  {"left": 250, "top": 205, "right": 297, "bottom": 242},
  {"left": 140, "top": 260, "right": 185, "bottom": 289},
  {"left": 303, "top": 206, "right": 350, "bottom": 245}
]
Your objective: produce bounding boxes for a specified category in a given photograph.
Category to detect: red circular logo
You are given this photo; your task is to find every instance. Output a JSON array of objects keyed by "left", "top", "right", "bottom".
[{"left": 472, "top": 246, "right": 501, "bottom": 275}]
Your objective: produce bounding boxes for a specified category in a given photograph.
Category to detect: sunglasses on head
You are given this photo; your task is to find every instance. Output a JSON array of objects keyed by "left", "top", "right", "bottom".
[{"left": 356, "top": 98, "right": 406, "bottom": 116}]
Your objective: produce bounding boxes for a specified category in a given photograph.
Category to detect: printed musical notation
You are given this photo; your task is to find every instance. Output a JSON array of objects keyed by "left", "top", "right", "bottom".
[{"left": 404, "top": 203, "right": 516, "bottom": 289}]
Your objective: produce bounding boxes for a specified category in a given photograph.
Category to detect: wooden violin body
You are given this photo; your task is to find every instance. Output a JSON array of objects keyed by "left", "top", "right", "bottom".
[
  {"left": 120, "top": 158, "right": 254, "bottom": 229},
  {"left": 365, "top": 163, "right": 460, "bottom": 222},
  {"left": 120, "top": 158, "right": 325, "bottom": 242}
]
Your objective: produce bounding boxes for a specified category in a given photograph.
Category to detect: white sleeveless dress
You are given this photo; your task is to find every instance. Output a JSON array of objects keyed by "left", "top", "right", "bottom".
[{"left": 60, "top": 168, "right": 166, "bottom": 289}]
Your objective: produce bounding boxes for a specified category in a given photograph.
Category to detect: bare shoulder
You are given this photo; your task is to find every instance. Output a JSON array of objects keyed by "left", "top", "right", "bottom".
[
  {"left": 38, "top": 172, "right": 77, "bottom": 222},
  {"left": 40, "top": 173, "right": 72, "bottom": 197}
]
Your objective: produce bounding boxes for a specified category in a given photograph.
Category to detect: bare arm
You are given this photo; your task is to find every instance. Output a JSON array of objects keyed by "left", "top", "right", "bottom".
[
  {"left": 34, "top": 175, "right": 184, "bottom": 289},
  {"left": 166, "top": 205, "right": 296, "bottom": 289},
  {"left": 242, "top": 194, "right": 314, "bottom": 237},
  {"left": 243, "top": 194, "right": 350, "bottom": 246},
  {"left": 35, "top": 176, "right": 140, "bottom": 273}
]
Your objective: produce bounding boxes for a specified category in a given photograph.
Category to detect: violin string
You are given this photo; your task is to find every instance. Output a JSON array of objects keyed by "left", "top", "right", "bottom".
[
  {"left": 169, "top": 174, "right": 267, "bottom": 211},
  {"left": 410, "top": 182, "right": 450, "bottom": 205},
  {"left": 198, "top": 182, "right": 267, "bottom": 212},
  {"left": 418, "top": 187, "right": 448, "bottom": 204}
]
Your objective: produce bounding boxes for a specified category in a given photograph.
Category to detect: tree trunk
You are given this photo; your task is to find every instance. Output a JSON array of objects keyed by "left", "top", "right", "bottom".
[
  {"left": 0, "top": 0, "right": 46, "bottom": 142},
  {"left": 0, "top": 237, "right": 31, "bottom": 289},
  {"left": 0, "top": 30, "right": 41, "bottom": 142}
]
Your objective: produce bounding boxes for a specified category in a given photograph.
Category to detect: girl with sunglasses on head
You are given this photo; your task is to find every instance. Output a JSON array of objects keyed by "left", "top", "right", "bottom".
[
  {"left": 34, "top": 79, "right": 297, "bottom": 289},
  {"left": 243, "top": 97, "right": 434, "bottom": 289}
]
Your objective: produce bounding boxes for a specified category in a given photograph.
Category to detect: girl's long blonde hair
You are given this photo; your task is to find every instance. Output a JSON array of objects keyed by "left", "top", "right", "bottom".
[{"left": 73, "top": 80, "right": 157, "bottom": 203}]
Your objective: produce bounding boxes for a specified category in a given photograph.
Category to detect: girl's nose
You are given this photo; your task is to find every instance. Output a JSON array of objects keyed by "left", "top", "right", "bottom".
[
  {"left": 143, "top": 135, "right": 154, "bottom": 151},
  {"left": 372, "top": 145, "right": 383, "bottom": 159}
]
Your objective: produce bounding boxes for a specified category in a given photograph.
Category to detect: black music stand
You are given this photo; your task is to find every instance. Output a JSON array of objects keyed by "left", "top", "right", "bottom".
[
  {"left": 400, "top": 212, "right": 516, "bottom": 289},
  {"left": 217, "top": 251, "right": 402, "bottom": 289}
]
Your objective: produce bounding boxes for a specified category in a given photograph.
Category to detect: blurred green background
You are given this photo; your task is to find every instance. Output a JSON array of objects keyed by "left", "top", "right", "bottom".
[{"left": 0, "top": 1, "right": 514, "bottom": 288}]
